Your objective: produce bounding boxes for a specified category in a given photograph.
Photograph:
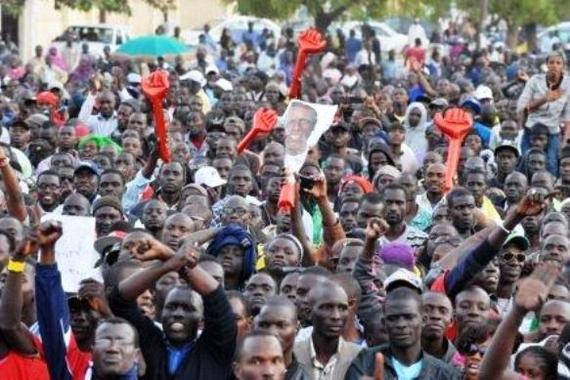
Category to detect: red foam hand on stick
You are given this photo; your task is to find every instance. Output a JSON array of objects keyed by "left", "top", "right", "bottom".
[
  {"left": 434, "top": 108, "right": 473, "bottom": 192},
  {"left": 278, "top": 182, "right": 296, "bottom": 214},
  {"left": 289, "top": 28, "right": 327, "bottom": 99},
  {"left": 141, "top": 70, "right": 171, "bottom": 162},
  {"left": 237, "top": 108, "right": 278, "bottom": 154}
]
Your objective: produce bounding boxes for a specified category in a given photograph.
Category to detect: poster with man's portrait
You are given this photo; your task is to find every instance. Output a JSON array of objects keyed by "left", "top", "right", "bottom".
[{"left": 282, "top": 100, "right": 338, "bottom": 172}]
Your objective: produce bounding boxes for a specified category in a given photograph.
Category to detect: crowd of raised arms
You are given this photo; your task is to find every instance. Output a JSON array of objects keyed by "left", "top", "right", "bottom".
[{"left": 0, "top": 18, "right": 570, "bottom": 380}]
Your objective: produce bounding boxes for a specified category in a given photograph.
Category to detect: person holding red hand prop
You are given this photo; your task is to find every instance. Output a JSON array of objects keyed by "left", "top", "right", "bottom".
[
  {"left": 433, "top": 107, "right": 473, "bottom": 192},
  {"left": 141, "top": 70, "right": 171, "bottom": 163},
  {"left": 288, "top": 29, "right": 327, "bottom": 101}
]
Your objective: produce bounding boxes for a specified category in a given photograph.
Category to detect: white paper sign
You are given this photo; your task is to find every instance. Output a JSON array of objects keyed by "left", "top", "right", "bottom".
[
  {"left": 282, "top": 100, "right": 338, "bottom": 172},
  {"left": 41, "top": 213, "right": 102, "bottom": 292}
]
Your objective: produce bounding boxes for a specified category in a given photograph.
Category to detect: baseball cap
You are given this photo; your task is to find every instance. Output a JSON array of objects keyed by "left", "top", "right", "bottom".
[
  {"left": 461, "top": 97, "right": 481, "bottom": 114},
  {"left": 10, "top": 119, "right": 30, "bottom": 130},
  {"left": 126, "top": 73, "right": 142, "bottom": 84},
  {"left": 474, "top": 85, "right": 493, "bottom": 101},
  {"left": 430, "top": 98, "right": 449, "bottom": 109},
  {"left": 25, "top": 113, "right": 49, "bottom": 127},
  {"left": 494, "top": 140, "right": 520, "bottom": 157},
  {"left": 384, "top": 268, "right": 423, "bottom": 293},
  {"left": 180, "top": 70, "right": 206, "bottom": 87},
  {"left": 194, "top": 166, "right": 227, "bottom": 188},
  {"left": 94, "top": 230, "right": 127, "bottom": 255},
  {"left": 503, "top": 232, "right": 530, "bottom": 251},
  {"left": 74, "top": 161, "right": 100, "bottom": 177}
]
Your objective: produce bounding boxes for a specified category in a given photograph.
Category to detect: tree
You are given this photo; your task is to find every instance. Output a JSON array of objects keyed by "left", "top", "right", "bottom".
[
  {"left": 224, "top": 0, "right": 386, "bottom": 31},
  {"left": 456, "top": 0, "right": 570, "bottom": 51},
  {"left": 55, "top": 0, "right": 131, "bottom": 23},
  {"left": 229, "top": 0, "right": 448, "bottom": 33},
  {"left": 142, "top": 0, "right": 177, "bottom": 22}
]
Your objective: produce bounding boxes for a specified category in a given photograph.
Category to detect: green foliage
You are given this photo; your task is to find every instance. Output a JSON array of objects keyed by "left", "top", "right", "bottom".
[
  {"left": 229, "top": 0, "right": 450, "bottom": 30},
  {"left": 55, "top": 0, "right": 131, "bottom": 14},
  {"left": 1, "top": 0, "right": 27, "bottom": 16},
  {"left": 141, "top": 0, "right": 177, "bottom": 13}
]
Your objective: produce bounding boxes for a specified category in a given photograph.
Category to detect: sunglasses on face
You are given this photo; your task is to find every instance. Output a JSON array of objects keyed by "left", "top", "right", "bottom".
[
  {"left": 465, "top": 343, "right": 488, "bottom": 356},
  {"left": 502, "top": 252, "right": 526, "bottom": 263}
]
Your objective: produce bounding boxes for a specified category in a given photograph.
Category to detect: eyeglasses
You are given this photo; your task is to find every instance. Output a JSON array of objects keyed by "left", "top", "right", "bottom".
[
  {"left": 222, "top": 206, "right": 248, "bottom": 216},
  {"left": 465, "top": 343, "right": 487, "bottom": 356},
  {"left": 502, "top": 252, "right": 526, "bottom": 263},
  {"left": 94, "top": 337, "right": 135, "bottom": 350}
]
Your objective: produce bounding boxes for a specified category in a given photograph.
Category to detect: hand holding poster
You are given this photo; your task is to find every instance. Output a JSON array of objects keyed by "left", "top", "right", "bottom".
[
  {"left": 41, "top": 213, "right": 101, "bottom": 292},
  {"left": 282, "top": 100, "right": 338, "bottom": 172}
]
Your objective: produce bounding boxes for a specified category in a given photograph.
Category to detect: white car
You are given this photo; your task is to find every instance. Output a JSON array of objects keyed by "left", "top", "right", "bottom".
[
  {"left": 538, "top": 22, "right": 570, "bottom": 53},
  {"left": 52, "top": 24, "right": 130, "bottom": 57},
  {"left": 331, "top": 21, "right": 409, "bottom": 52},
  {"left": 183, "top": 16, "right": 282, "bottom": 49}
]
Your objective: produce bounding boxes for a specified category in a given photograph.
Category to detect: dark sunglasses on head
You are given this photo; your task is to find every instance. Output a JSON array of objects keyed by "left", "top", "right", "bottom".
[{"left": 502, "top": 252, "right": 526, "bottom": 263}]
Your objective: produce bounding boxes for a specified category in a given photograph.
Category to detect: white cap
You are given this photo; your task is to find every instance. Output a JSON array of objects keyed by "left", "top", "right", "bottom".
[
  {"left": 194, "top": 166, "right": 226, "bottom": 188},
  {"left": 205, "top": 65, "right": 219, "bottom": 75},
  {"left": 474, "top": 85, "right": 493, "bottom": 101},
  {"left": 384, "top": 268, "right": 423, "bottom": 293},
  {"left": 127, "top": 73, "right": 142, "bottom": 84},
  {"left": 215, "top": 78, "right": 233, "bottom": 92},
  {"left": 180, "top": 70, "right": 206, "bottom": 87}
]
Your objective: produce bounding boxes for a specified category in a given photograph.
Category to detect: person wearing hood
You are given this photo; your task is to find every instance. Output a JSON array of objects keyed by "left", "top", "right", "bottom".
[
  {"left": 402, "top": 102, "right": 428, "bottom": 162},
  {"left": 366, "top": 142, "right": 396, "bottom": 182},
  {"left": 206, "top": 223, "right": 256, "bottom": 290}
]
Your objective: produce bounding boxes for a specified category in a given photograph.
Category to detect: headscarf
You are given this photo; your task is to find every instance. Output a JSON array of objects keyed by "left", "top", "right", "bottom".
[
  {"left": 206, "top": 223, "right": 256, "bottom": 287},
  {"left": 79, "top": 135, "right": 123, "bottom": 154},
  {"left": 402, "top": 102, "right": 429, "bottom": 161},
  {"left": 378, "top": 242, "right": 415, "bottom": 270},
  {"left": 339, "top": 175, "right": 373, "bottom": 194},
  {"left": 47, "top": 47, "right": 68, "bottom": 72},
  {"left": 69, "top": 56, "right": 96, "bottom": 86}
]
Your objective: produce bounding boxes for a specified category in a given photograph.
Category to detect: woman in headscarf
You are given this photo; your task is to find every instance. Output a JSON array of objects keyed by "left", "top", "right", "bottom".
[
  {"left": 46, "top": 46, "right": 68, "bottom": 72},
  {"left": 206, "top": 223, "right": 256, "bottom": 290},
  {"left": 402, "top": 101, "right": 428, "bottom": 162},
  {"left": 69, "top": 55, "right": 96, "bottom": 87}
]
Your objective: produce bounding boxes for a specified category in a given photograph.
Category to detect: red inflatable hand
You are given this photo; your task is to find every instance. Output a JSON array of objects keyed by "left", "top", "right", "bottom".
[
  {"left": 141, "top": 71, "right": 171, "bottom": 162},
  {"left": 298, "top": 28, "right": 327, "bottom": 55},
  {"left": 278, "top": 182, "right": 296, "bottom": 214},
  {"left": 434, "top": 108, "right": 473, "bottom": 139},
  {"left": 289, "top": 28, "right": 327, "bottom": 99},
  {"left": 237, "top": 108, "right": 278, "bottom": 154},
  {"left": 434, "top": 108, "right": 473, "bottom": 192}
]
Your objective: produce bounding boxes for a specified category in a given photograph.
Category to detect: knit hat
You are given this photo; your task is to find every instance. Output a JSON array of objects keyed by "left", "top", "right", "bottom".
[
  {"left": 378, "top": 242, "right": 415, "bottom": 270},
  {"left": 340, "top": 175, "right": 373, "bottom": 194},
  {"left": 206, "top": 223, "right": 256, "bottom": 286},
  {"left": 93, "top": 196, "right": 124, "bottom": 216},
  {"left": 375, "top": 165, "right": 402, "bottom": 180}
]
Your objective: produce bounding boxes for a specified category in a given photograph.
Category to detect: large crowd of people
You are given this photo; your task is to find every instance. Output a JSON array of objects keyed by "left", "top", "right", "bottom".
[{"left": 0, "top": 17, "right": 569, "bottom": 380}]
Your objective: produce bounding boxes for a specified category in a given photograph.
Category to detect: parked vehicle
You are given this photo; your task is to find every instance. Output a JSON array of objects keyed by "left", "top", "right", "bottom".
[
  {"left": 330, "top": 20, "right": 409, "bottom": 52},
  {"left": 183, "top": 16, "right": 281, "bottom": 49},
  {"left": 537, "top": 22, "right": 570, "bottom": 58},
  {"left": 52, "top": 24, "right": 130, "bottom": 57}
]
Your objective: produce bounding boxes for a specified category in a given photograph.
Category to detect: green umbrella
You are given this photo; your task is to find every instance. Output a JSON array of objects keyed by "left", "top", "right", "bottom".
[{"left": 116, "top": 35, "right": 188, "bottom": 57}]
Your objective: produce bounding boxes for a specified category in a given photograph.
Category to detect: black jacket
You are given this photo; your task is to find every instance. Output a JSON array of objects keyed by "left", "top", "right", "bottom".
[
  {"left": 110, "top": 285, "right": 236, "bottom": 380},
  {"left": 344, "top": 345, "right": 461, "bottom": 380}
]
